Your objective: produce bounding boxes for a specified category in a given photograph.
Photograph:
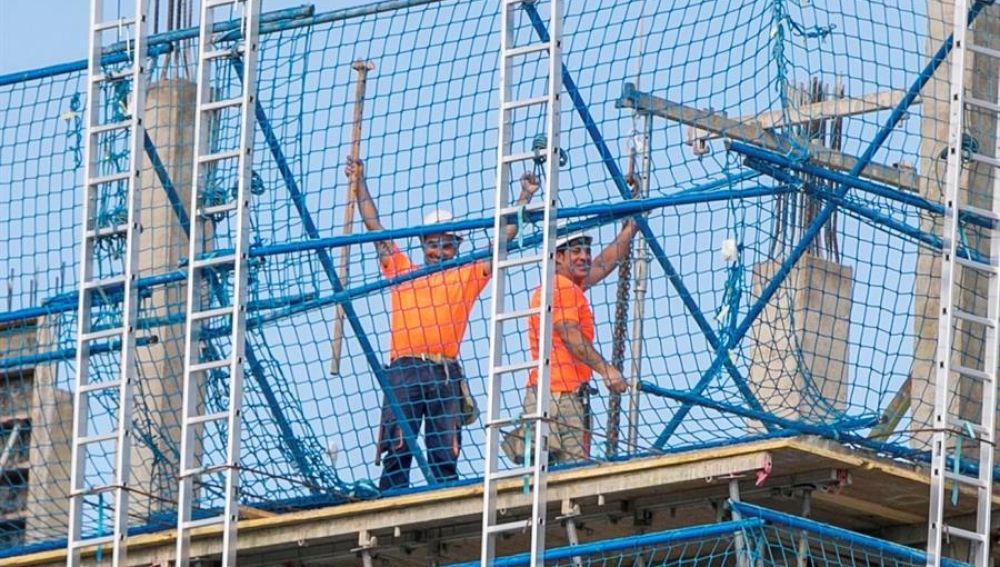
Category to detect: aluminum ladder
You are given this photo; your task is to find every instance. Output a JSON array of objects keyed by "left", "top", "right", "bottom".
[
  {"left": 175, "top": 1, "right": 260, "bottom": 565},
  {"left": 928, "top": 2, "right": 1000, "bottom": 566},
  {"left": 67, "top": 1, "right": 149, "bottom": 564},
  {"left": 481, "top": 1, "right": 563, "bottom": 565}
]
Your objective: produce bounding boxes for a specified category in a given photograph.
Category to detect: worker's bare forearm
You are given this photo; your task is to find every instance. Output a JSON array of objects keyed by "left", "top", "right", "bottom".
[
  {"left": 587, "top": 219, "right": 640, "bottom": 287},
  {"left": 555, "top": 321, "right": 610, "bottom": 376},
  {"left": 503, "top": 187, "right": 537, "bottom": 242}
]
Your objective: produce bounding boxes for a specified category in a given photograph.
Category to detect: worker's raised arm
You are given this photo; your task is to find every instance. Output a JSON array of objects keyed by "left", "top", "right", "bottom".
[
  {"left": 504, "top": 171, "right": 540, "bottom": 242},
  {"left": 346, "top": 157, "right": 395, "bottom": 266},
  {"left": 585, "top": 219, "right": 639, "bottom": 289}
]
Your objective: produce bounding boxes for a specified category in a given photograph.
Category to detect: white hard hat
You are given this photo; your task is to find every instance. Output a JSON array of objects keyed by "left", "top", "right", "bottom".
[
  {"left": 554, "top": 220, "right": 592, "bottom": 249},
  {"left": 422, "top": 209, "right": 463, "bottom": 240}
]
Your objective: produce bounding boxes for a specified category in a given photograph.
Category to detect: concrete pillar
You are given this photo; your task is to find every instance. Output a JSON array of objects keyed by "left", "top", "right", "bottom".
[
  {"left": 128, "top": 79, "right": 196, "bottom": 521},
  {"left": 24, "top": 317, "right": 73, "bottom": 543},
  {"left": 910, "top": 2, "right": 1000, "bottom": 451},
  {"left": 748, "top": 254, "right": 853, "bottom": 429}
]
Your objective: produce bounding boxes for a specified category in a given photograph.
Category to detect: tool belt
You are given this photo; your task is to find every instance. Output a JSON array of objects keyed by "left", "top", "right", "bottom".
[{"left": 394, "top": 354, "right": 479, "bottom": 427}]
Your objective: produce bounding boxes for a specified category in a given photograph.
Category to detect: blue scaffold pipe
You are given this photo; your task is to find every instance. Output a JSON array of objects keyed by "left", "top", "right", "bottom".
[
  {"left": 640, "top": 381, "right": 876, "bottom": 440},
  {"left": 743, "top": 158, "right": 946, "bottom": 252},
  {"left": 143, "top": 133, "right": 190, "bottom": 234},
  {"left": 521, "top": 2, "right": 772, "bottom": 434},
  {"left": 655, "top": 0, "right": 990, "bottom": 448},
  {"left": 0, "top": 6, "right": 311, "bottom": 86},
  {"left": 444, "top": 518, "right": 765, "bottom": 567},
  {"left": 231, "top": 58, "right": 434, "bottom": 486},
  {"left": 730, "top": 501, "right": 970, "bottom": 567},
  {"left": 732, "top": 142, "right": 994, "bottom": 230},
  {"left": 0, "top": 182, "right": 788, "bottom": 331}
]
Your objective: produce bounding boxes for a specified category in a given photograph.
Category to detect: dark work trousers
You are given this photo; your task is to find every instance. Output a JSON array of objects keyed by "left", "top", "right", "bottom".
[{"left": 378, "top": 357, "right": 463, "bottom": 491}]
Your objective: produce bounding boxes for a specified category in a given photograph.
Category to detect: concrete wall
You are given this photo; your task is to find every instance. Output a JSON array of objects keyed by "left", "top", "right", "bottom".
[
  {"left": 749, "top": 254, "right": 853, "bottom": 429},
  {"left": 128, "top": 79, "right": 196, "bottom": 521}
]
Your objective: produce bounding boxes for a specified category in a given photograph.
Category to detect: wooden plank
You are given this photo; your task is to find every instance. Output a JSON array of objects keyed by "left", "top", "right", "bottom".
[
  {"left": 615, "top": 83, "right": 921, "bottom": 192},
  {"left": 689, "top": 89, "right": 918, "bottom": 142}
]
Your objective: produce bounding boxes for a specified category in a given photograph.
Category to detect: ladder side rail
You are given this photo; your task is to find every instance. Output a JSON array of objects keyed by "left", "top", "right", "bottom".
[
  {"left": 928, "top": 1, "right": 973, "bottom": 566},
  {"left": 479, "top": 0, "right": 515, "bottom": 562},
  {"left": 175, "top": 2, "right": 220, "bottom": 563},
  {"left": 67, "top": 2, "right": 106, "bottom": 559},
  {"left": 108, "top": 0, "right": 150, "bottom": 563},
  {"left": 528, "top": 1, "right": 563, "bottom": 564},
  {"left": 220, "top": 0, "right": 261, "bottom": 563}
]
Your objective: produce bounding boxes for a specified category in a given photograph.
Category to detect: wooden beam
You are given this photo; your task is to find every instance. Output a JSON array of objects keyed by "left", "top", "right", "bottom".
[
  {"left": 239, "top": 506, "right": 277, "bottom": 520},
  {"left": 811, "top": 490, "right": 925, "bottom": 525},
  {"left": 689, "top": 89, "right": 919, "bottom": 142},
  {"left": 616, "top": 83, "right": 921, "bottom": 193}
]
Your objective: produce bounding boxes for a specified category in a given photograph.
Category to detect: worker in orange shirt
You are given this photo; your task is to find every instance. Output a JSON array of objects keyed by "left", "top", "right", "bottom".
[
  {"left": 504, "top": 220, "right": 638, "bottom": 464},
  {"left": 346, "top": 157, "right": 537, "bottom": 490}
]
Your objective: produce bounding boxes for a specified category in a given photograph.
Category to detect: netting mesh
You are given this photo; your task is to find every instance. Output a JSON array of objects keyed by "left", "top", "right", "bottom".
[
  {"left": 0, "top": 0, "right": 994, "bottom": 555},
  {"left": 445, "top": 503, "right": 960, "bottom": 567}
]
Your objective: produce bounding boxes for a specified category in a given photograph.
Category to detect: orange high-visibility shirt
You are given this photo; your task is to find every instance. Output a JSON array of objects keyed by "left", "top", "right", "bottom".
[
  {"left": 381, "top": 244, "right": 490, "bottom": 361},
  {"left": 527, "top": 274, "right": 595, "bottom": 393}
]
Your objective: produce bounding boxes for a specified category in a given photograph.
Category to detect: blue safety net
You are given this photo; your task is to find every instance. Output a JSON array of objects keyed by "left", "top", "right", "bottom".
[{"left": 0, "top": 0, "right": 987, "bottom": 557}]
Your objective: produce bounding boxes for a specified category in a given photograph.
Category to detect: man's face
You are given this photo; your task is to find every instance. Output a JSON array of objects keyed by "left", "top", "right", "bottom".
[
  {"left": 555, "top": 239, "right": 592, "bottom": 282},
  {"left": 421, "top": 233, "right": 461, "bottom": 264}
]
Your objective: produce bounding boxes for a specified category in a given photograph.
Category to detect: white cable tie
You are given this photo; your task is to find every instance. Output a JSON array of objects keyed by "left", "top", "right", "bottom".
[{"left": 720, "top": 239, "right": 738, "bottom": 263}]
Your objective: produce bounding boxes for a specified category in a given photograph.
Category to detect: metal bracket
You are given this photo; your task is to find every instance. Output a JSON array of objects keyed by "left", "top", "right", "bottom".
[{"left": 351, "top": 530, "right": 378, "bottom": 567}]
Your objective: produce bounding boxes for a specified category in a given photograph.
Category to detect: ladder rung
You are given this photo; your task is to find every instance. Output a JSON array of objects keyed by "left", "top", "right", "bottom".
[
  {"left": 89, "top": 171, "right": 131, "bottom": 186},
  {"left": 80, "top": 327, "right": 122, "bottom": 343},
  {"left": 205, "top": 0, "right": 238, "bottom": 7},
  {"left": 193, "top": 254, "right": 237, "bottom": 269},
  {"left": 943, "top": 524, "right": 988, "bottom": 544},
  {"left": 945, "top": 416, "right": 990, "bottom": 438},
  {"left": 93, "top": 18, "right": 132, "bottom": 32},
  {"left": 499, "top": 202, "right": 546, "bottom": 217},
  {"left": 489, "top": 467, "right": 537, "bottom": 481},
  {"left": 182, "top": 515, "right": 225, "bottom": 530},
  {"left": 958, "top": 203, "right": 1000, "bottom": 223},
  {"left": 91, "top": 70, "right": 131, "bottom": 83},
  {"left": 201, "top": 47, "right": 243, "bottom": 61},
  {"left": 71, "top": 534, "right": 115, "bottom": 549},
  {"left": 502, "top": 151, "right": 541, "bottom": 164},
  {"left": 965, "top": 96, "right": 1000, "bottom": 113},
  {"left": 190, "top": 359, "right": 232, "bottom": 374},
  {"left": 943, "top": 470, "right": 989, "bottom": 490},
  {"left": 951, "top": 363, "right": 992, "bottom": 382},
  {"left": 79, "top": 380, "right": 122, "bottom": 395},
  {"left": 493, "top": 360, "right": 539, "bottom": 376},
  {"left": 91, "top": 120, "right": 132, "bottom": 135},
  {"left": 505, "top": 43, "right": 552, "bottom": 59},
  {"left": 77, "top": 432, "right": 118, "bottom": 446},
  {"left": 953, "top": 308, "right": 996, "bottom": 329},
  {"left": 968, "top": 42, "right": 1000, "bottom": 61},
  {"left": 198, "top": 149, "right": 242, "bottom": 163},
  {"left": 70, "top": 483, "right": 119, "bottom": 498},
  {"left": 190, "top": 305, "right": 236, "bottom": 321},
  {"left": 968, "top": 151, "right": 1000, "bottom": 168},
  {"left": 486, "top": 413, "right": 544, "bottom": 429},
  {"left": 199, "top": 202, "right": 238, "bottom": 217},
  {"left": 503, "top": 96, "right": 550, "bottom": 111},
  {"left": 496, "top": 307, "right": 542, "bottom": 322},
  {"left": 497, "top": 255, "right": 545, "bottom": 270},
  {"left": 202, "top": 97, "right": 244, "bottom": 112},
  {"left": 186, "top": 411, "right": 230, "bottom": 426},
  {"left": 954, "top": 256, "right": 999, "bottom": 276},
  {"left": 487, "top": 519, "right": 532, "bottom": 535},
  {"left": 181, "top": 463, "right": 230, "bottom": 479},
  {"left": 86, "top": 223, "right": 130, "bottom": 239},
  {"left": 83, "top": 275, "right": 127, "bottom": 291}
]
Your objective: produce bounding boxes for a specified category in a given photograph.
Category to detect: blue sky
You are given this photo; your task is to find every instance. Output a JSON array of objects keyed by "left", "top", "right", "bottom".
[{"left": 0, "top": 0, "right": 368, "bottom": 76}]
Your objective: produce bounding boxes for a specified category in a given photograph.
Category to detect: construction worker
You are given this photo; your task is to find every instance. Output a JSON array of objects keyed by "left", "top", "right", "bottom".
[
  {"left": 346, "top": 157, "right": 537, "bottom": 490},
  {"left": 504, "top": 220, "right": 638, "bottom": 464}
]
